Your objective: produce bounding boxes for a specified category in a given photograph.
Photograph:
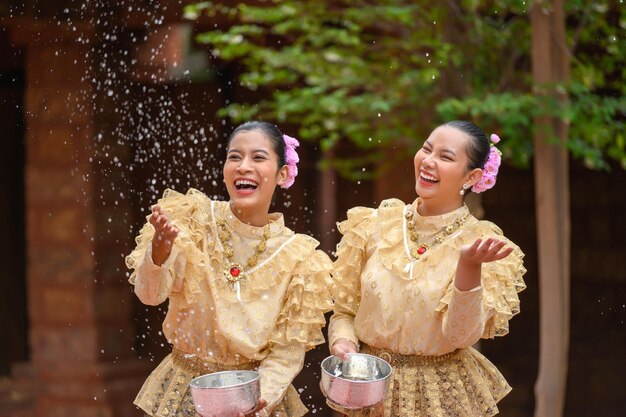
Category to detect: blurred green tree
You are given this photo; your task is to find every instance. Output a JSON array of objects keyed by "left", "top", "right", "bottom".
[
  {"left": 185, "top": 4, "right": 625, "bottom": 417},
  {"left": 185, "top": 0, "right": 625, "bottom": 176}
]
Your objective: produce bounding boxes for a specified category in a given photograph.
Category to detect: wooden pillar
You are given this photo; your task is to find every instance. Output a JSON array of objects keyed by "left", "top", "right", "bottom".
[
  {"left": 11, "top": 20, "right": 149, "bottom": 417},
  {"left": 318, "top": 149, "right": 338, "bottom": 253},
  {"left": 530, "top": 1, "right": 571, "bottom": 416}
]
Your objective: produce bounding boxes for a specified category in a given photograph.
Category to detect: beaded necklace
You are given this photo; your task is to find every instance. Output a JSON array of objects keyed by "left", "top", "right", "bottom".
[
  {"left": 216, "top": 218, "right": 270, "bottom": 299},
  {"left": 404, "top": 206, "right": 469, "bottom": 259}
]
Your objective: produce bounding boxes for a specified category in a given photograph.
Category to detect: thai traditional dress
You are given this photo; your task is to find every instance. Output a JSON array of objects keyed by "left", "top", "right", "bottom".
[
  {"left": 126, "top": 189, "right": 333, "bottom": 417},
  {"left": 329, "top": 198, "right": 526, "bottom": 417}
]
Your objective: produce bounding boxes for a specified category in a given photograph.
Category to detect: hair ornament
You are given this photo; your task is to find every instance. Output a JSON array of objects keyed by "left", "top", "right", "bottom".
[
  {"left": 281, "top": 134, "right": 300, "bottom": 189},
  {"left": 472, "top": 134, "right": 502, "bottom": 193}
]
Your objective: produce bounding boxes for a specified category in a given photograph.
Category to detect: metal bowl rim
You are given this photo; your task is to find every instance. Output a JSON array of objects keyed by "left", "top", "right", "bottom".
[
  {"left": 189, "top": 370, "right": 260, "bottom": 390},
  {"left": 320, "top": 353, "right": 393, "bottom": 384}
]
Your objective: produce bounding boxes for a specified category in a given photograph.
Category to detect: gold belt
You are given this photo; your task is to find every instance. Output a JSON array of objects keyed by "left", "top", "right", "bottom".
[
  {"left": 361, "top": 344, "right": 460, "bottom": 366},
  {"left": 171, "top": 348, "right": 260, "bottom": 375}
]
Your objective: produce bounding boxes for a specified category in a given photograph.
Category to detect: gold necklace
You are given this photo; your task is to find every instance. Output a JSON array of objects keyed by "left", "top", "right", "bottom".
[
  {"left": 405, "top": 207, "right": 468, "bottom": 258},
  {"left": 216, "top": 218, "right": 270, "bottom": 287}
]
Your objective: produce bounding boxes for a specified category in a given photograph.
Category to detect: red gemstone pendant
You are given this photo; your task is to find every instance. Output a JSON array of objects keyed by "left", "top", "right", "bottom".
[
  {"left": 225, "top": 264, "right": 244, "bottom": 284},
  {"left": 417, "top": 246, "right": 427, "bottom": 255}
]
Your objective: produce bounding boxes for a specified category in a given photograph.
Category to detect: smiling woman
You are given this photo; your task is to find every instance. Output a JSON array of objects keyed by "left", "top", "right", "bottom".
[
  {"left": 223, "top": 122, "right": 290, "bottom": 227},
  {"left": 126, "top": 121, "right": 333, "bottom": 417},
  {"left": 412, "top": 122, "right": 488, "bottom": 216},
  {"left": 326, "top": 121, "right": 526, "bottom": 417}
]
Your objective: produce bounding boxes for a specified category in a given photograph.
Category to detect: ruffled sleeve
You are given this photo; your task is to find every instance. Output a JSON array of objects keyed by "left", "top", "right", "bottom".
[
  {"left": 258, "top": 245, "right": 333, "bottom": 415},
  {"left": 377, "top": 199, "right": 412, "bottom": 280},
  {"left": 269, "top": 249, "right": 334, "bottom": 349},
  {"left": 125, "top": 188, "right": 212, "bottom": 304},
  {"left": 436, "top": 221, "right": 527, "bottom": 339},
  {"left": 480, "top": 223, "right": 527, "bottom": 338},
  {"left": 328, "top": 206, "right": 376, "bottom": 347}
]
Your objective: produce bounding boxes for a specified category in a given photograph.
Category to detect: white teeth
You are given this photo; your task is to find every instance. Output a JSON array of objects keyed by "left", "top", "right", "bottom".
[
  {"left": 235, "top": 179, "right": 258, "bottom": 186},
  {"left": 421, "top": 172, "right": 438, "bottom": 181}
]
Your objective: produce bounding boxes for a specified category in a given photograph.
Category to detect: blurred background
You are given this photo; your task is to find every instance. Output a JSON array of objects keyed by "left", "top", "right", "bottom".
[{"left": 0, "top": 1, "right": 624, "bottom": 416}]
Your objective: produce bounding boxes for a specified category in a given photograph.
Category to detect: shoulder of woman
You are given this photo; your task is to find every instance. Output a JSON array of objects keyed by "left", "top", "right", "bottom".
[
  {"left": 157, "top": 187, "right": 211, "bottom": 207},
  {"left": 467, "top": 219, "right": 505, "bottom": 237},
  {"left": 267, "top": 233, "right": 332, "bottom": 275},
  {"left": 155, "top": 187, "right": 213, "bottom": 225},
  {"left": 290, "top": 233, "right": 324, "bottom": 256},
  {"left": 344, "top": 205, "right": 376, "bottom": 220},
  {"left": 464, "top": 219, "right": 523, "bottom": 254},
  {"left": 296, "top": 246, "right": 333, "bottom": 274},
  {"left": 376, "top": 198, "right": 407, "bottom": 222},
  {"left": 377, "top": 198, "right": 405, "bottom": 209},
  {"left": 340, "top": 198, "right": 404, "bottom": 229}
]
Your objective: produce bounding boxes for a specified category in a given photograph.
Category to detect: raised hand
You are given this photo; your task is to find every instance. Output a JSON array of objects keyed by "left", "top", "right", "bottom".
[
  {"left": 331, "top": 338, "right": 359, "bottom": 361},
  {"left": 149, "top": 205, "right": 179, "bottom": 266},
  {"left": 455, "top": 238, "right": 513, "bottom": 291},
  {"left": 460, "top": 238, "right": 513, "bottom": 265}
]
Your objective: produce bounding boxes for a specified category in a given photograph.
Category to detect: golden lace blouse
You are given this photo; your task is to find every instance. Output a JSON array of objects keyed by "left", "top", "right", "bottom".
[
  {"left": 329, "top": 198, "right": 526, "bottom": 356},
  {"left": 126, "top": 188, "right": 333, "bottom": 415}
]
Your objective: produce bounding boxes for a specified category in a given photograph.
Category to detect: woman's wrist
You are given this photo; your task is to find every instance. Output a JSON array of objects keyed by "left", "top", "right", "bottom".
[
  {"left": 151, "top": 242, "right": 171, "bottom": 266},
  {"left": 455, "top": 257, "right": 482, "bottom": 291},
  {"left": 333, "top": 338, "right": 357, "bottom": 348}
]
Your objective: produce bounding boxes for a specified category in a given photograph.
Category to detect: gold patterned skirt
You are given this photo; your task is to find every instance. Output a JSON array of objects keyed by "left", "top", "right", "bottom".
[
  {"left": 136, "top": 348, "right": 308, "bottom": 417},
  {"left": 327, "top": 345, "right": 511, "bottom": 417}
]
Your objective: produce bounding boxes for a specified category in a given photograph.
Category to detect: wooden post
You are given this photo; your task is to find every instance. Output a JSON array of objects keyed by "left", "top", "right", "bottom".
[
  {"left": 530, "top": 1, "right": 571, "bottom": 416},
  {"left": 318, "top": 149, "right": 338, "bottom": 253}
]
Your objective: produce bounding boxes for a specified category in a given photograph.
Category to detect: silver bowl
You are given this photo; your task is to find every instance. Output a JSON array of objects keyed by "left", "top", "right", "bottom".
[
  {"left": 321, "top": 353, "right": 392, "bottom": 409},
  {"left": 189, "top": 370, "right": 260, "bottom": 417}
]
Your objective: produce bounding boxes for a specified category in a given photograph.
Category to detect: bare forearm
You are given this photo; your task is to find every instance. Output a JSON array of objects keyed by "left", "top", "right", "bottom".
[
  {"left": 149, "top": 204, "right": 178, "bottom": 266},
  {"left": 151, "top": 240, "right": 172, "bottom": 266},
  {"left": 454, "top": 257, "right": 482, "bottom": 291}
]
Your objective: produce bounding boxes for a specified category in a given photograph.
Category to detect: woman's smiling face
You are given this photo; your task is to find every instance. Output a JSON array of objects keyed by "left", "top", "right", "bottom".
[
  {"left": 223, "top": 129, "right": 288, "bottom": 221},
  {"left": 413, "top": 125, "right": 482, "bottom": 214}
]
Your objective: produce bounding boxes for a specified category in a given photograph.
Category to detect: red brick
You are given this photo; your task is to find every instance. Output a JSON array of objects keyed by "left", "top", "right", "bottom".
[
  {"left": 30, "top": 358, "right": 150, "bottom": 417},
  {"left": 26, "top": 126, "right": 93, "bottom": 168},
  {"left": 29, "top": 204, "right": 88, "bottom": 245},
  {"left": 25, "top": 85, "right": 92, "bottom": 126},
  {"left": 42, "top": 286, "right": 94, "bottom": 324},
  {"left": 29, "top": 246, "right": 93, "bottom": 285},
  {"left": 26, "top": 167, "right": 92, "bottom": 205},
  {"left": 30, "top": 326, "right": 99, "bottom": 365},
  {"left": 26, "top": 45, "right": 91, "bottom": 86}
]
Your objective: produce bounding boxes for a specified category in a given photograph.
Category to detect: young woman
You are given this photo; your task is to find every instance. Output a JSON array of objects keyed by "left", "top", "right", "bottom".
[
  {"left": 327, "top": 121, "right": 527, "bottom": 417},
  {"left": 126, "top": 121, "right": 333, "bottom": 417}
]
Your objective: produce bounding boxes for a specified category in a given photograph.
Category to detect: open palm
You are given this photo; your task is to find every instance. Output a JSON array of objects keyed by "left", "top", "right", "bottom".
[
  {"left": 460, "top": 238, "right": 513, "bottom": 265},
  {"left": 149, "top": 205, "right": 179, "bottom": 265}
]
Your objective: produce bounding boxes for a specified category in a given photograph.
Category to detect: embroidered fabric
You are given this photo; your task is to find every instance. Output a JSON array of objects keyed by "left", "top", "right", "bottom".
[
  {"left": 127, "top": 188, "right": 333, "bottom": 416},
  {"left": 327, "top": 345, "right": 511, "bottom": 417}
]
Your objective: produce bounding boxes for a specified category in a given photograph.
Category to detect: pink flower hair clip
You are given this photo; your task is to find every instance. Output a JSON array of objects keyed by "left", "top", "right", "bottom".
[
  {"left": 472, "top": 134, "right": 502, "bottom": 193},
  {"left": 281, "top": 134, "right": 300, "bottom": 189}
]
